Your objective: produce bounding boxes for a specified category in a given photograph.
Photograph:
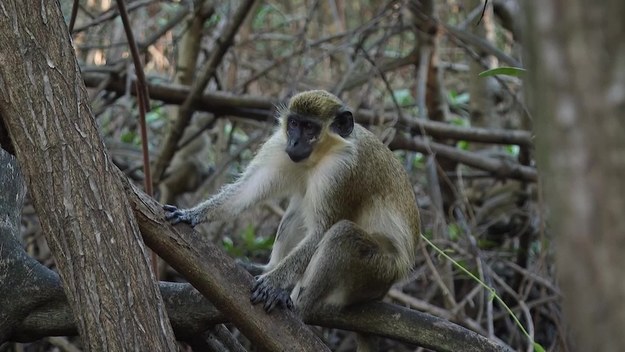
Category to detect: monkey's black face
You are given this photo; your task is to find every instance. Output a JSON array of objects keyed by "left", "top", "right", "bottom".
[{"left": 285, "top": 115, "right": 321, "bottom": 162}]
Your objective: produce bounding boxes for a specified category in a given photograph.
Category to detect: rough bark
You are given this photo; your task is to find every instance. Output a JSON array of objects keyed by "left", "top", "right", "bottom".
[
  {"left": 0, "top": 2, "right": 177, "bottom": 351},
  {"left": 309, "top": 303, "right": 511, "bottom": 352},
  {"left": 525, "top": 0, "right": 625, "bottom": 351},
  {"left": 0, "top": 149, "right": 59, "bottom": 343}
]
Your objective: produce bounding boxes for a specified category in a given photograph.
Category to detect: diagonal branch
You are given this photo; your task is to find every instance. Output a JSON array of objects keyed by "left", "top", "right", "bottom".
[{"left": 119, "top": 167, "right": 329, "bottom": 351}]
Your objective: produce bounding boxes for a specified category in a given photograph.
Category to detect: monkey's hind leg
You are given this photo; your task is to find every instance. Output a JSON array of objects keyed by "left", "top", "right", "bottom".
[{"left": 293, "top": 220, "right": 399, "bottom": 352}]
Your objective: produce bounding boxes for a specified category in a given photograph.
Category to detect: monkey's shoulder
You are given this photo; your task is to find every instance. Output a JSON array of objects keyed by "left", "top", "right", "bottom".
[
  {"left": 348, "top": 124, "right": 409, "bottom": 177},
  {"left": 350, "top": 125, "right": 396, "bottom": 157}
]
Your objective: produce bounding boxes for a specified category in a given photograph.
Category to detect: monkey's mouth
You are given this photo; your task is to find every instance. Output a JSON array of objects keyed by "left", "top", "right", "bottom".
[
  {"left": 286, "top": 140, "right": 313, "bottom": 162},
  {"left": 286, "top": 149, "right": 310, "bottom": 162}
]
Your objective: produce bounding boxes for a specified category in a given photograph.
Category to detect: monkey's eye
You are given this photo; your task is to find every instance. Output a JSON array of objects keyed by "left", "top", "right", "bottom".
[{"left": 288, "top": 118, "right": 299, "bottom": 128}]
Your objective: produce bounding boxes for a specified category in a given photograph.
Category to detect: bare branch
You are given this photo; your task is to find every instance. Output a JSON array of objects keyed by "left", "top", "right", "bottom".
[
  {"left": 389, "top": 134, "right": 537, "bottom": 182},
  {"left": 82, "top": 71, "right": 533, "bottom": 147}
]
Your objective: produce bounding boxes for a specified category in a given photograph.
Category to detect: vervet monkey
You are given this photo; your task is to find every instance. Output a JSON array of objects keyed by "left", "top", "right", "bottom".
[{"left": 164, "top": 90, "right": 420, "bottom": 350}]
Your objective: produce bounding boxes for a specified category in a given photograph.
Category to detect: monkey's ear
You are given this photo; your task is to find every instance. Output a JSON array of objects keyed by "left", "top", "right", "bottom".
[{"left": 331, "top": 110, "right": 354, "bottom": 138}]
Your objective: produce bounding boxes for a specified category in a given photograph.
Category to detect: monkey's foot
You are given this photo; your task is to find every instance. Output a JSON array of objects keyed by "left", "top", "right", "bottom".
[
  {"left": 163, "top": 205, "right": 200, "bottom": 227},
  {"left": 236, "top": 259, "right": 265, "bottom": 276},
  {"left": 251, "top": 276, "right": 293, "bottom": 313}
]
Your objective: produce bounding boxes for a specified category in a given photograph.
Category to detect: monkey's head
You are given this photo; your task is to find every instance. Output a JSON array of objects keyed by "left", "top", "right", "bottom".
[{"left": 281, "top": 90, "right": 354, "bottom": 162}]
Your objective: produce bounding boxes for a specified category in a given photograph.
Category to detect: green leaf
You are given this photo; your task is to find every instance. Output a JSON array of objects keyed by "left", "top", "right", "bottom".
[
  {"left": 254, "top": 236, "right": 274, "bottom": 250},
  {"left": 448, "top": 91, "right": 470, "bottom": 106},
  {"left": 392, "top": 88, "right": 413, "bottom": 106},
  {"left": 423, "top": 229, "right": 433, "bottom": 239},
  {"left": 120, "top": 131, "right": 137, "bottom": 144},
  {"left": 450, "top": 116, "right": 469, "bottom": 127},
  {"left": 223, "top": 236, "right": 234, "bottom": 249},
  {"left": 421, "top": 234, "right": 544, "bottom": 349},
  {"left": 146, "top": 111, "right": 162, "bottom": 123},
  {"left": 448, "top": 223, "right": 460, "bottom": 241},
  {"left": 253, "top": 4, "right": 272, "bottom": 28},
  {"left": 478, "top": 66, "right": 526, "bottom": 78},
  {"left": 222, "top": 236, "right": 242, "bottom": 257},
  {"left": 241, "top": 224, "right": 256, "bottom": 246},
  {"left": 533, "top": 342, "right": 547, "bottom": 352},
  {"left": 505, "top": 144, "right": 520, "bottom": 157},
  {"left": 457, "top": 140, "right": 469, "bottom": 150},
  {"left": 412, "top": 153, "right": 425, "bottom": 169}
]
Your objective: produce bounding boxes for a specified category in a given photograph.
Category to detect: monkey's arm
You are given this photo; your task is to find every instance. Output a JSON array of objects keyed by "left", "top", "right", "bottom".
[
  {"left": 164, "top": 135, "right": 288, "bottom": 226},
  {"left": 251, "top": 230, "right": 323, "bottom": 312}
]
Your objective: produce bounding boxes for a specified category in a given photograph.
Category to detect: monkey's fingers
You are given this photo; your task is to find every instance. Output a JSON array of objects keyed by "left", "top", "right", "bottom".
[
  {"left": 251, "top": 287, "right": 268, "bottom": 304},
  {"left": 264, "top": 289, "right": 293, "bottom": 313},
  {"left": 162, "top": 204, "right": 179, "bottom": 212},
  {"left": 251, "top": 277, "right": 270, "bottom": 302},
  {"left": 163, "top": 206, "right": 199, "bottom": 227},
  {"left": 251, "top": 276, "right": 293, "bottom": 313},
  {"left": 163, "top": 205, "right": 182, "bottom": 222},
  {"left": 164, "top": 210, "right": 183, "bottom": 225},
  {"left": 251, "top": 276, "right": 263, "bottom": 292},
  {"left": 263, "top": 292, "right": 280, "bottom": 312}
]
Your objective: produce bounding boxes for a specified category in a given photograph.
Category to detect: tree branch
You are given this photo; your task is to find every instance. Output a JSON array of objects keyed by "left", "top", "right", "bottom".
[
  {"left": 119, "top": 167, "right": 329, "bottom": 351},
  {"left": 82, "top": 71, "right": 532, "bottom": 147},
  {"left": 82, "top": 72, "right": 535, "bottom": 181},
  {"left": 389, "top": 134, "right": 537, "bottom": 182},
  {"left": 309, "top": 304, "right": 512, "bottom": 352}
]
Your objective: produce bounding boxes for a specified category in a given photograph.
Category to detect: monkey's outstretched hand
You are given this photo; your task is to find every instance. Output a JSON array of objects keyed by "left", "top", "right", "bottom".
[
  {"left": 251, "top": 275, "right": 294, "bottom": 313},
  {"left": 163, "top": 204, "right": 201, "bottom": 227}
]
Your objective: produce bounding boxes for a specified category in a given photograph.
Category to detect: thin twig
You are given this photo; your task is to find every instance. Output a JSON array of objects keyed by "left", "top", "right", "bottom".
[
  {"left": 115, "top": 0, "right": 157, "bottom": 276},
  {"left": 72, "top": 0, "right": 153, "bottom": 33},
  {"left": 115, "top": 0, "right": 152, "bottom": 195},
  {"left": 68, "top": 0, "right": 79, "bottom": 33}
]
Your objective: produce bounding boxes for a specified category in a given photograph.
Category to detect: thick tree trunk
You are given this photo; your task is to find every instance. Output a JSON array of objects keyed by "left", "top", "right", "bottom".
[
  {"left": 525, "top": 1, "right": 625, "bottom": 351},
  {"left": 0, "top": 2, "right": 177, "bottom": 351}
]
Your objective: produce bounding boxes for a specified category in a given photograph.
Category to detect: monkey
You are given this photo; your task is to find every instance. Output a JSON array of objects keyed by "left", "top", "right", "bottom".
[{"left": 164, "top": 90, "right": 420, "bottom": 351}]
